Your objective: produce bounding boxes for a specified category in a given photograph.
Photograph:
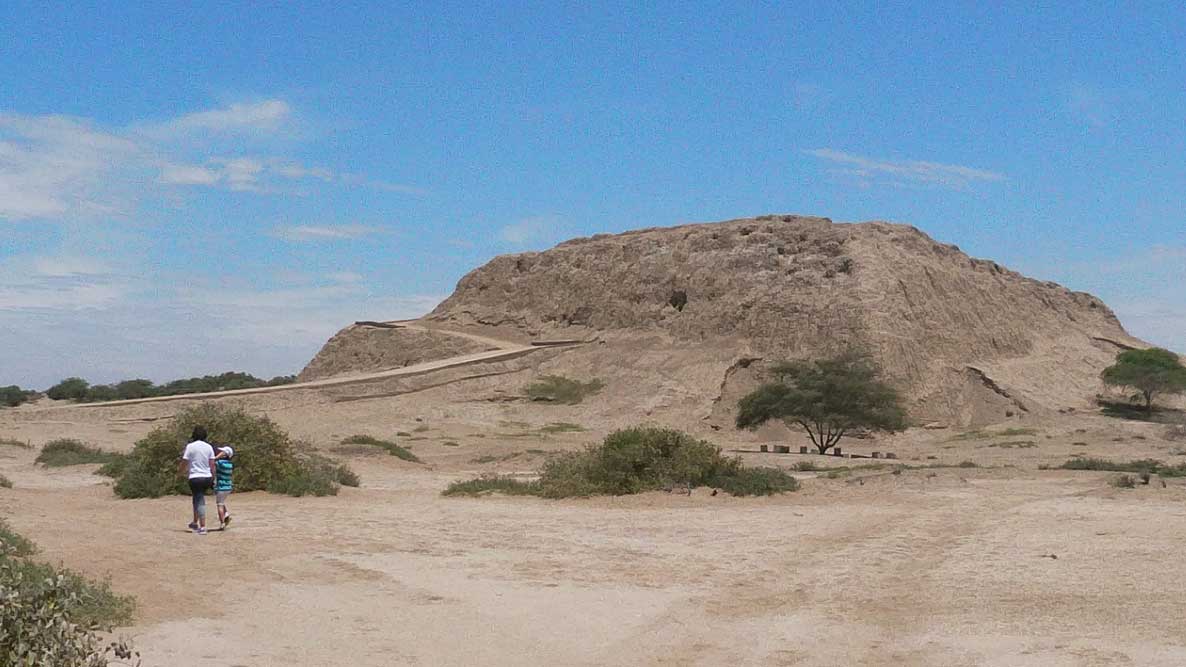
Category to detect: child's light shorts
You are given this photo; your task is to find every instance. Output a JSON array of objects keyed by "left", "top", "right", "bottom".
[{"left": 216, "top": 491, "right": 231, "bottom": 505}]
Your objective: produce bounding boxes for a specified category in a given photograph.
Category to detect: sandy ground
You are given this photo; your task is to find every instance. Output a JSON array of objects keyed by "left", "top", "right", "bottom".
[
  {"left": 3, "top": 325, "right": 1186, "bottom": 666},
  {"left": 3, "top": 415, "right": 1186, "bottom": 666}
]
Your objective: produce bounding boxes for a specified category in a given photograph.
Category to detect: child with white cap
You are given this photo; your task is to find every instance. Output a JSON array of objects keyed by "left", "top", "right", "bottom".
[{"left": 213, "top": 445, "right": 235, "bottom": 529}]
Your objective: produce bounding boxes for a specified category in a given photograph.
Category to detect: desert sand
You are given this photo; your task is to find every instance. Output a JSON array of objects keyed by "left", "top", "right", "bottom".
[{"left": 3, "top": 367, "right": 1186, "bottom": 666}]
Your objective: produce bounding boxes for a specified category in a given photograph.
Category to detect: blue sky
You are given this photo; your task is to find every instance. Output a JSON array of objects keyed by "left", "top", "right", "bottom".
[{"left": 1, "top": 2, "right": 1183, "bottom": 388}]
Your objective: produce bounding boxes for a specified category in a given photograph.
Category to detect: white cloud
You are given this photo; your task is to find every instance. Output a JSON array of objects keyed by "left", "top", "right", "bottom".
[
  {"left": 806, "top": 148, "right": 1006, "bottom": 190},
  {"left": 144, "top": 100, "right": 292, "bottom": 137},
  {"left": 274, "top": 162, "right": 334, "bottom": 181},
  {"left": 499, "top": 215, "right": 564, "bottom": 246},
  {"left": 272, "top": 224, "right": 377, "bottom": 242},
  {"left": 159, "top": 163, "right": 220, "bottom": 185},
  {"left": 0, "top": 114, "right": 141, "bottom": 220},
  {"left": 0, "top": 101, "right": 417, "bottom": 223},
  {"left": 31, "top": 255, "right": 112, "bottom": 277}
]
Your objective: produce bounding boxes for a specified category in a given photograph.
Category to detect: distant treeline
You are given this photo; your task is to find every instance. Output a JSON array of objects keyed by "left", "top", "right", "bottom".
[
  {"left": 0, "top": 386, "right": 39, "bottom": 407},
  {"left": 43, "top": 372, "right": 297, "bottom": 403}
]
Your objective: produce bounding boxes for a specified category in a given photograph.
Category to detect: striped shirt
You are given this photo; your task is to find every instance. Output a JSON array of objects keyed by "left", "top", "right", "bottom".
[{"left": 215, "top": 459, "right": 234, "bottom": 492}]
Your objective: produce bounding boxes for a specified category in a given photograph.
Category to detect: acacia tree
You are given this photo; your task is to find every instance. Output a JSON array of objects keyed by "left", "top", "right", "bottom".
[
  {"left": 735, "top": 353, "right": 907, "bottom": 454},
  {"left": 1101, "top": 348, "right": 1186, "bottom": 412}
]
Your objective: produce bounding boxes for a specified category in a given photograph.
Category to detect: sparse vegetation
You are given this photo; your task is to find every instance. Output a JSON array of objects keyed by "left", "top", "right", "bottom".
[
  {"left": 446, "top": 427, "right": 798, "bottom": 498},
  {"left": 1109, "top": 474, "right": 1136, "bottom": 489},
  {"left": 0, "top": 518, "right": 138, "bottom": 666},
  {"left": 524, "top": 375, "right": 605, "bottom": 405},
  {"left": 441, "top": 474, "right": 538, "bottom": 497},
  {"left": 0, "top": 518, "right": 36, "bottom": 557},
  {"left": 539, "top": 422, "right": 586, "bottom": 433},
  {"left": 987, "top": 441, "right": 1036, "bottom": 449},
  {"left": 1057, "top": 457, "right": 1186, "bottom": 477},
  {"left": 339, "top": 435, "right": 423, "bottom": 463},
  {"left": 1166, "top": 424, "right": 1186, "bottom": 441},
  {"left": 736, "top": 353, "right": 907, "bottom": 454},
  {"left": 0, "top": 437, "right": 31, "bottom": 449},
  {"left": 0, "top": 385, "right": 37, "bottom": 407},
  {"left": 0, "top": 475, "right": 10, "bottom": 489},
  {"left": 45, "top": 372, "right": 297, "bottom": 404},
  {"left": 103, "top": 404, "right": 358, "bottom": 498},
  {"left": 35, "top": 439, "right": 120, "bottom": 467},
  {"left": 1101, "top": 348, "right": 1186, "bottom": 412}
]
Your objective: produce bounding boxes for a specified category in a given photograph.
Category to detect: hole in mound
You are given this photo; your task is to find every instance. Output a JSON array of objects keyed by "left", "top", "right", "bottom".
[{"left": 668, "top": 290, "right": 688, "bottom": 312}]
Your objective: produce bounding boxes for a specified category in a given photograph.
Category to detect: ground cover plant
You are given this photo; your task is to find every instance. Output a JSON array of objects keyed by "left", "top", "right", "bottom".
[
  {"left": 524, "top": 375, "right": 605, "bottom": 404},
  {"left": 35, "top": 439, "right": 120, "bottom": 467},
  {"left": 0, "top": 437, "right": 31, "bottom": 449},
  {"left": 0, "top": 518, "right": 138, "bottom": 666},
  {"left": 0, "top": 474, "right": 11, "bottom": 489},
  {"left": 445, "top": 426, "right": 798, "bottom": 498},
  {"left": 1053, "top": 457, "right": 1186, "bottom": 477},
  {"left": 339, "top": 434, "right": 422, "bottom": 463},
  {"left": 103, "top": 404, "right": 358, "bottom": 498}
]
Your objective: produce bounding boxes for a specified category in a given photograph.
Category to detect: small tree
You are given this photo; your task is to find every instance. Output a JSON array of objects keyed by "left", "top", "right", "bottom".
[
  {"left": 1101, "top": 348, "right": 1186, "bottom": 412},
  {"left": 736, "top": 353, "right": 907, "bottom": 454},
  {"left": 46, "top": 377, "right": 89, "bottom": 401}
]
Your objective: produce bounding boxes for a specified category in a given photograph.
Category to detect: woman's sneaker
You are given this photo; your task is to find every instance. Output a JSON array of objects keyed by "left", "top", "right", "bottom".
[
  {"left": 188, "top": 522, "right": 198, "bottom": 531},
  {"left": 222, "top": 515, "right": 231, "bottom": 527},
  {"left": 196, "top": 528, "right": 207, "bottom": 535}
]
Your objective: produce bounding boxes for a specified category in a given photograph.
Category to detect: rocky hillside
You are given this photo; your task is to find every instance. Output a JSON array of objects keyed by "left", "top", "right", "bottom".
[
  {"left": 298, "top": 322, "right": 493, "bottom": 381},
  {"left": 425, "top": 215, "right": 1144, "bottom": 426}
]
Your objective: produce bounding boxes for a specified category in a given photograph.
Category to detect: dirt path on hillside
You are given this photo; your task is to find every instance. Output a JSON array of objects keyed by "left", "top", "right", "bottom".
[
  {"left": 3, "top": 450, "right": 1185, "bottom": 666},
  {"left": 31, "top": 322, "right": 550, "bottom": 411}
]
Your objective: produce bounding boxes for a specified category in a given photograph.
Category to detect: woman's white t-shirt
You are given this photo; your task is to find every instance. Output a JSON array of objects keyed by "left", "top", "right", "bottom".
[{"left": 182, "top": 440, "right": 215, "bottom": 479}]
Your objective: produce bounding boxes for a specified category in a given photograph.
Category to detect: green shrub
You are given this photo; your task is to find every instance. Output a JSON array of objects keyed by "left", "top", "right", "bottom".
[
  {"left": 35, "top": 440, "right": 119, "bottom": 467},
  {"left": 46, "top": 377, "right": 89, "bottom": 401},
  {"left": 95, "top": 454, "right": 132, "bottom": 479},
  {"left": 713, "top": 466, "right": 800, "bottom": 496},
  {"left": 0, "top": 475, "right": 10, "bottom": 489},
  {"left": 524, "top": 375, "right": 604, "bottom": 404},
  {"left": 0, "top": 385, "right": 37, "bottom": 408},
  {"left": 0, "top": 518, "right": 36, "bottom": 557},
  {"left": 446, "top": 427, "right": 798, "bottom": 499},
  {"left": 792, "top": 461, "right": 819, "bottom": 472},
  {"left": 1058, "top": 457, "right": 1186, "bottom": 477},
  {"left": 106, "top": 404, "right": 358, "bottom": 498},
  {"left": 340, "top": 435, "right": 422, "bottom": 463},
  {"left": 268, "top": 454, "right": 344, "bottom": 497},
  {"left": 0, "top": 520, "right": 138, "bottom": 666},
  {"left": 443, "top": 475, "right": 540, "bottom": 497}
]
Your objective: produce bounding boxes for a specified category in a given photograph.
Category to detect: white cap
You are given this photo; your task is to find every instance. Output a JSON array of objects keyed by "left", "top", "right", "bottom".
[{"left": 221, "top": 446, "right": 234, "bottom": 458}]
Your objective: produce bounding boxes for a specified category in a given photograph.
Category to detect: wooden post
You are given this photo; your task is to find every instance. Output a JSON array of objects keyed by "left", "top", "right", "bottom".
[
  {"left": 833, "top": 447, "right": 842, "bottom": 456},
  {"left": 775, "top": 445, "right": 790, "bottom": 454},
  {"left": 760, "top": 445, "right": 769, "bottom": 453},
  {"left": 872, "top": 452, "right": 881, "bottom": 459},
  {"left": 799, "top": 446, "right": 808, "bottom": 454},
  {"left": 886, "top": 452, "right": 897, "bottom": 460}
]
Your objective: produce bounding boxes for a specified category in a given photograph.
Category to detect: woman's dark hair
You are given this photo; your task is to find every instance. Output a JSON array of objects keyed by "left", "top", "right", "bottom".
[{"left": 192, "top": 426, "right": 208, "bottom": 442}]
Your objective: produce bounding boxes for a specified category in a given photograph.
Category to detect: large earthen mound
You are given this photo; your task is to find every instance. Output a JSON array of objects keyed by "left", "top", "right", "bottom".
[{"left": 423, "top": 215, "right": 1145, "bottom": 426}]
